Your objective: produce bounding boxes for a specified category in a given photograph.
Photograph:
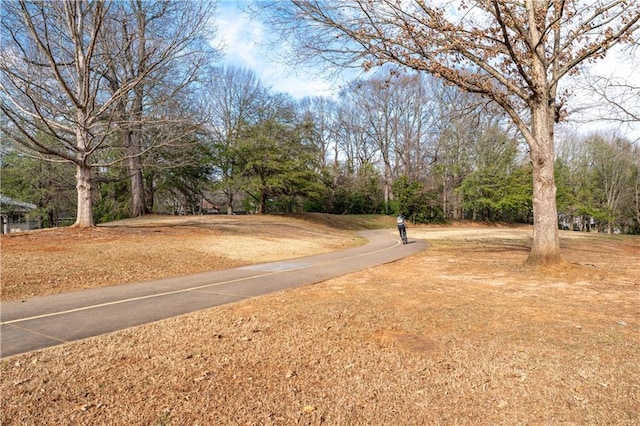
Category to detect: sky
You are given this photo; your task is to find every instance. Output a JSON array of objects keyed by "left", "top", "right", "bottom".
[
  {"left": 212, "top": 1, "right": 639, "bottom": 139},
  {"left": 213, "top": 1, "right": 339, "bottom": 99}
]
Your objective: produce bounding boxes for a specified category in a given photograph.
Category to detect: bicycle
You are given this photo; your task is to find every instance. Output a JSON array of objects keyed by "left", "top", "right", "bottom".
[
  {"left": 396, "top": 214, "right": 408, "bottom": 244},
  {"left": 398, "top": 224, "right": 408, "bottom": 244}
]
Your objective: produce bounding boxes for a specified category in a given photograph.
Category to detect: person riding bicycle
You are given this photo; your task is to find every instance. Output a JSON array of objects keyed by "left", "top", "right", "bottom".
[{"left": 396, "top": 214, "right": 408, "bottom": 244}]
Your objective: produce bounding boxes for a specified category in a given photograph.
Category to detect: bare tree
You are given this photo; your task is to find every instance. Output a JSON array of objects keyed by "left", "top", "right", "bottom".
[
  {"left": 298, "top": 96, "right": 338, "bottom": 170},
  {"left": 334, "top": 95, "right": 377, "bottom": 172},
  {"left": 1, "top": 0, "right": 123, "bottom": 227},
  {"left": 389, "top": 73, "right": 436, "bottom": 181},
  {"left": 298, "top": 96, "right": 341, "bottom": 211},
  {"left": 587, "top": 133, "right": 637, "bottom": 233},
  {"left": 1, "top": 0, "right": 218, "bottom": 226},
  {"left": 100, "top": 0, "right": 219, "bottom": 217},
  {"left": 259, "top": 0, "right": 640, "bottom": 265},
  {"left": 633, "top": 143, "right": 640, "bottom": 230},
  {"left": 430, "top": 82, "right": 509, "bottom": 220},
  {"left": 338, "top": 72, "right": 438, "bottom": 210},
  {"left": 344, "top": 77, "right": 397, "bottom": 208},
  {"left": 569, "top": 67, "right": 640, "bottom": 144},
  {"left": 206, "top": 65, "right": 267, "bottom": 214}
]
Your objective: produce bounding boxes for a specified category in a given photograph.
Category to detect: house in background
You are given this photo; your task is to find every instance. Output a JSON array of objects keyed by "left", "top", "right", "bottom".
[{"left": 0, "top": 194, "right": 38, "bottom": 234}]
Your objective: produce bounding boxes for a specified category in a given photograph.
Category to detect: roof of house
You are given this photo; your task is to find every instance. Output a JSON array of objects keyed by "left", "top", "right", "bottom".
[{"left": 0, "top": 194, "right": 37, "bottom": 211}]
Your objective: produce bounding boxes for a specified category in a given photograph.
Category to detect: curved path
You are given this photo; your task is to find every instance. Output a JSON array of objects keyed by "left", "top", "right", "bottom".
[{"left": 1, "top": 230, "right": 426, "bottom": 358}]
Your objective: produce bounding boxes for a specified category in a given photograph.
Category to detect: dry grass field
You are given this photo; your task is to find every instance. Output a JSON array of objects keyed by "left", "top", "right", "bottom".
[{"left": 1, "top": 213, "right": 639, "bottom": 425}]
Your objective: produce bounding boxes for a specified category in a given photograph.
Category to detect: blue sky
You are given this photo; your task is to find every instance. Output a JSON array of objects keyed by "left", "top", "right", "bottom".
[
  {"left": 211, "top": 1, "right": 638, "bottom": 139},
  {"left": 213, "top": 1, "right": 339, "bottom": 99}
]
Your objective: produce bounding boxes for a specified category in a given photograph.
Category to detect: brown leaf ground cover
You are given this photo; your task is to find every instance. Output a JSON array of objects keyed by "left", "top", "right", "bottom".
[{"left": 1, "top": 213, "right": 639, "bottom": 425}]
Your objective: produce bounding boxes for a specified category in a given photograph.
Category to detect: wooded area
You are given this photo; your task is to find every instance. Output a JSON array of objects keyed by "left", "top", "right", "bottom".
[{"left": 1, "top": 1, "right": 639, "bottom": 262}]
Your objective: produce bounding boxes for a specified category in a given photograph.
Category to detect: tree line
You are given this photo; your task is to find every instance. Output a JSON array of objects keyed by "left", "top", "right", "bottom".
[
  {"left": 3, "top": 61, "right": 639, "bottom": 233},
  {"left": 1, "top": 1, "right": 639, "bottom": 251}
]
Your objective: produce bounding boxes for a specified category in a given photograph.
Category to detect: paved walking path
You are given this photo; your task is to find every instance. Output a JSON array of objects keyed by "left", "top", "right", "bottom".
[{"left": 1, "top": 230, "right": 426, "bottom": 359}]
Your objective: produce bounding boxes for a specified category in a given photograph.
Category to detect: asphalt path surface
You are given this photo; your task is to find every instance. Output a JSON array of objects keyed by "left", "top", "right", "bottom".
[{"left": 1, "top": 229, "right": 426, "bottom": 359}]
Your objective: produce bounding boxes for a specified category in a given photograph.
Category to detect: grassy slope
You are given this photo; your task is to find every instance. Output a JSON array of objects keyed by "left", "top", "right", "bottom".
[{"left": 1, "top": 214, "right": 638, "bottom": 425}]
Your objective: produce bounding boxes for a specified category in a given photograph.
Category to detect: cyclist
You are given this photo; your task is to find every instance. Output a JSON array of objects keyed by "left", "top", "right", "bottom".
[{"left": 396, "top": 214, "right": 408, "bottom": 244}]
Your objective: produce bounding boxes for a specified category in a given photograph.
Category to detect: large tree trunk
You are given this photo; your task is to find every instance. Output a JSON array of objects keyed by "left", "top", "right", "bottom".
[
  {"left": 382, "top": 153, "right": 392, "bottom": 211},
  {"left": 129, "top": 155, "right": 146, "bottom": 217},
  {"left": 452, "top": 169, "right": 462, "bottom": 220},
  {"left": 128, "top": 83, "right": 147, "bottom": 217},
  {"left": 258, "top": 189, "right": 267, "bottom": 214},
  {"left": 74, "top": 161, "right": 94, "bottom": 228},
  {"left": 127, "top": 6, "right": 148, "bottom": 218},
  {"left": 526, "top": 104, "right": 561, "bottom": 265},
  {"left": 122, "top": 128, "right": 147, "bottom": 217},
  {"left": 226, "top": 189, "right": 234, "bottom": 215},
  {"left": 73, "top": 111, "right": 94, "bottom": 228},
  {"left": 128, "top": 130, "right": 147, "bottom": 217}
]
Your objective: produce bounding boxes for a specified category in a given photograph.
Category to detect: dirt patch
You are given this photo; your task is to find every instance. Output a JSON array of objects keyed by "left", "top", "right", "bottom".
[{"left": 1, "top": 215, "right": 639, "bottom": 425}]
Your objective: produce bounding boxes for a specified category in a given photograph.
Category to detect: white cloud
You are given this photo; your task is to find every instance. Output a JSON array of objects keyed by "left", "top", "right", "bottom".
[
  {"left": 214, "top": 3, "right": 261, "bottom": 66},
  {"left": 212, "top": 1, "right": 337, "bottom": 99}
]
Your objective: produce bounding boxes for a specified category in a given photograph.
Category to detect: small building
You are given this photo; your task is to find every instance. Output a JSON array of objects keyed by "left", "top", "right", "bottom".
[{"left": 0, "top": 194, "right": 38, "bottom": 234}]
